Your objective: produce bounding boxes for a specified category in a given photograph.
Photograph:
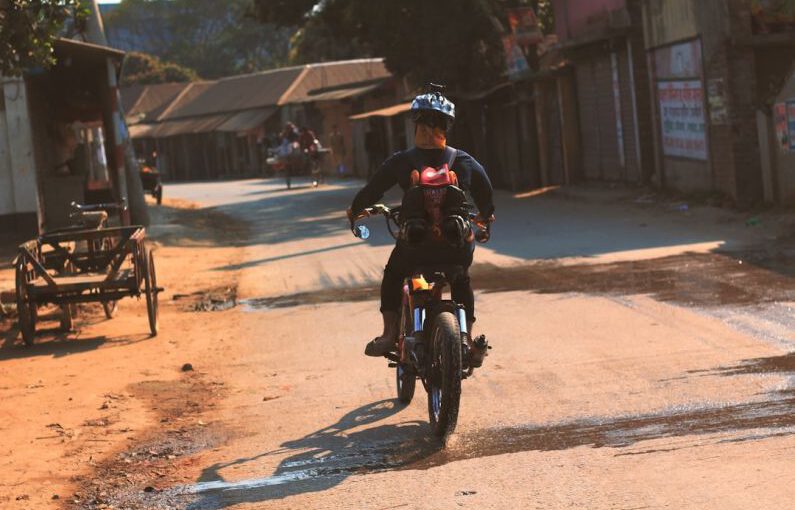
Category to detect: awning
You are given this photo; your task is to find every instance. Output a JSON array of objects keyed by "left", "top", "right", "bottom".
[
  {"left": 128, "top": 123, "right": 154, "bottom": 138},
  {"left": 146, "top": 113, "right": 230, "bottom": 137},
  {"left": 349, "top": 102, "right": 412, "bottom": 121},
  {"left": 216, "top": 107, "right": 276, "bottom": 132}
]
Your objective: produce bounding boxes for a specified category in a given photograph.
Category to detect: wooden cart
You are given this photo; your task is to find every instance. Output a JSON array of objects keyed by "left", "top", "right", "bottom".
[{"left": 14, "top": 226, "right": 161, "bottom": 346}]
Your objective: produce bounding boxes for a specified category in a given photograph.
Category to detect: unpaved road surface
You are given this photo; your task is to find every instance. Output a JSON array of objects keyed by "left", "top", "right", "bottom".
[{"left": 2, "top": 178, "right": 795, "bottom": 509}]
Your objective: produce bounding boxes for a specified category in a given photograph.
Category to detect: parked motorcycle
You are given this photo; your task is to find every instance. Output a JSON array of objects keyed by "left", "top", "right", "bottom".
[{"left": 351, "top": 204, "right": 492, "bottom": 437}]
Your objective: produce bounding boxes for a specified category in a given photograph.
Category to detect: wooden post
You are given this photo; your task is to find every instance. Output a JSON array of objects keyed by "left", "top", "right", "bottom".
[{"left": 534, "top": 80, "right": 550, "bottom": 187}]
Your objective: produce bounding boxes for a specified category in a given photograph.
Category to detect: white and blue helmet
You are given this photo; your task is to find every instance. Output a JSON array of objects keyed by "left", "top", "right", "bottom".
[{"left": 411, "top": 84, "right": 455, "bottom": 124}]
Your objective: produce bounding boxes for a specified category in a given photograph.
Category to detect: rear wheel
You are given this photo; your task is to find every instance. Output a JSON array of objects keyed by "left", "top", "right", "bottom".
[{"left": 427, "top": 311, "right": 462, "bottom": 437}]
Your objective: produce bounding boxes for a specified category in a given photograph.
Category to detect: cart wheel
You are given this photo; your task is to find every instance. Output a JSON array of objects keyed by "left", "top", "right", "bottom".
[
  {"left": 103, "top": 300, "right": 118, "bottom": 319},
  {"left": 144, "top": 249, "right": 159, "bottom": 337},
  {"left": 15, "top": 262, "right": 35, "bottom": 346},
  {"left": 60, "top": 304, "right": 75, "bottom": 332}
]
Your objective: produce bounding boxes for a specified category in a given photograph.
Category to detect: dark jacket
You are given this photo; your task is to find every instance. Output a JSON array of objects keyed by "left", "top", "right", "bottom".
[{"left": 350, "top": 146, "right": 495, "bottom": 217}]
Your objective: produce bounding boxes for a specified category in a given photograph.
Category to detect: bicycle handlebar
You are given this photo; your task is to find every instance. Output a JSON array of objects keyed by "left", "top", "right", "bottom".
[{"left": 351, "top": 204, "right": 493, "bottom": 243}]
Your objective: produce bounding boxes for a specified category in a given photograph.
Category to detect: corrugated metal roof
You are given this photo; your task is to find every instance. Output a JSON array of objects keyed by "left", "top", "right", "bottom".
[
  {"left": 123, "top": 82, "right": 190, "bottom": 123},
  {"left": 157, "top": 81, "right": 218, "bottom": 120},
  {"left": 349, "top": 102, "right": 412, "bottom": 120},
  {"left": 145, "top": 113, "right": 230, "bottom": 137},
  {"left": 280, "top": 59, "right": 390, "bottom": 105},
  {"left": 162, "top": 66, "right": 304, "bottom": 120},
  {"left": 121, "top": 85, "right": 147, "bottom": 115},
  {"left": 216, "top": 107, "right": 276, "bottom": 132}
]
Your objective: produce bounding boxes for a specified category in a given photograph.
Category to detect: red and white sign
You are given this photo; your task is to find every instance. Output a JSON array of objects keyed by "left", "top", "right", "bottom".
[{"left": 658, "top": 80, "right": 708, "bottom": 160}]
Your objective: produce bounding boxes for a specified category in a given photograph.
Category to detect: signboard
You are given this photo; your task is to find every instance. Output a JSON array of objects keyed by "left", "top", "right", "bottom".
[
  {"left": 502, "top": 35, "right": 530, "bottom": 81},
  {"left": 653, "top": 40, "right": 703, "bottom": 80},
  {"left": 658, "top": 80, "right": 708, "bottom": 160},
  {"left": 788, "top": 101, "right": 795, "bottom": 151},
  {"left": 506, "top": 7, "right": 543, "bottom": 47},
  {"left": 774, "top": 102, "right": 788, "bottom": 150}
]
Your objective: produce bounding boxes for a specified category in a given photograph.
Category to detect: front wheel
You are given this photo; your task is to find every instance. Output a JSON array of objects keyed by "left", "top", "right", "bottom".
[{"left": 427, "top": 311, "right": 462, "bottom": 437}]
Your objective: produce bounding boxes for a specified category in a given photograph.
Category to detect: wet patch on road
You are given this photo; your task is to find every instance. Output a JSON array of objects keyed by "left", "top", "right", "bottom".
[
  {"left": 240, "top": 285, "right": 379, "bottom": 310},
  {"left": 173, "top": 286, "right": 238, "bottom": 312},
  {"left": 688, "top": 352, "right": 795, "bottom": 378},
  {"left": 238, "top": 247, "right": 795, "bottom": 312},
  {"left": 471, "top": 248, "right": 795, "bottom": 307},
  {"left": 405, "top": 395, "right": 795, "bottom": 470},
  {"left": 135, "top": 391, "right": 795, "bottom": 508},
  {"left": 70, "top": 374, "right": 229, "bottom": 510}
]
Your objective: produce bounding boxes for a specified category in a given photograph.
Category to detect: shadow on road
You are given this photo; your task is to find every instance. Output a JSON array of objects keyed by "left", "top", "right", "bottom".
[
  {"left": 213, "top": 241, "right": 362, "bottom": 271},
  {"left": 182, "top": 399, "right": 440, "bottom": 508},
  {"left": 0, "top": 326, "right": 150, "bottom": 360},
  {"left": 166, "top": 178, "right": 738, "bottom": 261}
]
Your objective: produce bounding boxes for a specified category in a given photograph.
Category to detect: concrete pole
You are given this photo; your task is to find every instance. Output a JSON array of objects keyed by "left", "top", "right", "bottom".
[{"left": 85, "top": 0, "right": 150, "bottom": 226}]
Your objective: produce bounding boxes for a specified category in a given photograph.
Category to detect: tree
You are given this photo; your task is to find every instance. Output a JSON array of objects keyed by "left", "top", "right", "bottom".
[
  {"left": 103, "top": 0, "right": 292, "bottom": 79},
  {"left": 120, "top": 51, "right": 198, "bottom": 86},
  {"left": 0, "top": 0, "right": 89, "bottom": 76},
  {"left": 250, "top": 0, "right": 555, "bottom": 93}
]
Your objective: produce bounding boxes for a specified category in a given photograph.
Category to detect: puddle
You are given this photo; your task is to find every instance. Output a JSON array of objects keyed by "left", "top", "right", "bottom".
[{"left": 173, "top": 286, "right": 238, "bottom": 312}]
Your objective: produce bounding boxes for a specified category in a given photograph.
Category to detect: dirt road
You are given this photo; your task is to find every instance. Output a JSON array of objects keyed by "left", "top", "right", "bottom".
[{"left": 1, "top": 178, "right": 795, "bottom": 509}]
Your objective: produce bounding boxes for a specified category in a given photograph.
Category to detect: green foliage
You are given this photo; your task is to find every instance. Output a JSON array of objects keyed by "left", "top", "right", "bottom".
[
  {"left": 120, "top": 51, "right": 198, "bottom": 86},
  {"left": 104, "top": 0, "right": 292, "bottom": 79},
  {"left": 0, "top": 0, "right": 89, "bottom": 76},
  {"left": 251, "top": 0, "right": 555, "bottom": 93}
]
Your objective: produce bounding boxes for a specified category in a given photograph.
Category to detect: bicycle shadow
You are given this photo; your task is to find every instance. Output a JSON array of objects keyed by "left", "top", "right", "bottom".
[{"left": 183, "top": 399, "right": 440, "bottom": 508}]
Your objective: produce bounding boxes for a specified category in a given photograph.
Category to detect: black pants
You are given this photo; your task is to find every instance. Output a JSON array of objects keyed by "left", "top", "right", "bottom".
[{"left": 380, "top": 240, "right": 476, "bottom": 322}]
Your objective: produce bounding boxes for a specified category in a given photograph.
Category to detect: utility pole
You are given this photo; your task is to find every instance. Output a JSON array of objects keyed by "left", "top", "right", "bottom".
[{"left": 85, "top": 0, "right": 150, "bottom": 227}]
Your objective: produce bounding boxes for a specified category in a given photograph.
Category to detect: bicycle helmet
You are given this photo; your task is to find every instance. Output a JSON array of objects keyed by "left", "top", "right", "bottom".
[{"left": 411, "top": 83, "right": 455, "bottom": 130}]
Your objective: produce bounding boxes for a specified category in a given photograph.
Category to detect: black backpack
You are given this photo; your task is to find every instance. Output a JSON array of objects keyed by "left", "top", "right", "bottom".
[{"left": 400, "top": 147, "right": 472, "bottom": 247}]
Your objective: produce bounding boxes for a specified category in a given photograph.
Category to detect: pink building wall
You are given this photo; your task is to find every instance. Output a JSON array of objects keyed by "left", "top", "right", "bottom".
[{"left": 553, "top": 0, "right": 626, "bottom": 41}]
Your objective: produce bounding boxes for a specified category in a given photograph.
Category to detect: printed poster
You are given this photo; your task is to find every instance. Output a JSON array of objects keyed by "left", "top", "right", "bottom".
[
  {"left": 502, "top": 35, "right": 530, "bottom": 81},
  {"left": 506, "top": 7, "right": 543, "bottom": 47},
  {"left": 788, "top": 101, "right": 795, "bottom": 151},
  {"left": 774, "top": 102, "right": 788, "bottom": 150},
  {"left": 657, "top": 80, "right": 708, "bottom": 160}
]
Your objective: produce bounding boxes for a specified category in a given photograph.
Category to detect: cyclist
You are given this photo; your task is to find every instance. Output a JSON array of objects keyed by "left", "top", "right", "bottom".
[{"left": 348, "top": 85, "right": 495, "bottom": 357}]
